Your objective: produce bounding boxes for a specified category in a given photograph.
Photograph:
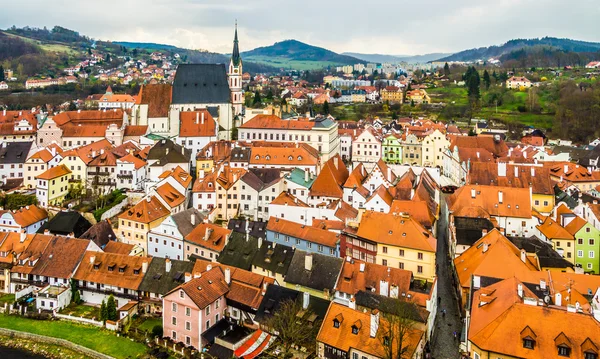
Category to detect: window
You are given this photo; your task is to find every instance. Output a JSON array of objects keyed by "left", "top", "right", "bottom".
[
  {"left": 205, "top": 306, "right": 210, "bottom": 315},
  {"left": 172, "top": 303, "right": 177, "bottom": 312},
  {"left": 418, "top": 252, "right": 424, "bottom": 260},
  {"left": 558, "top": 346, "right": 571, "bottom": 357},
  {"left": 417, "top": 265, "right": 423, "bottom": 274},
  {"left": 578, "top": 250, "right": 584, "bottom": 258},
  {"left": 172, "top": 317, "right": 177, "bottom": 325},
  {"left": 584, "top": 353, "right": 597, "bottom": 359},
  {"left": 523, "top": 339, "right": 535, "bottom": 349},
  {"left": 205, "top": 320, "right": 210, "bottom": 329},
  {"left": 579, "top": 238, "right": 584, "bottom": 245},
  {"left": 590, "top": 239, "right": 595, "bottom": 246},
  {"left": 399, "top": 262, "right": 404, "bottom": 269},
  {"left": 382, "top": 246, "right": 388, "bottom": 254},
  {"left": 589, "top": 251, "right": 595, "bottom": 258},
  {"left": 185, "top": 336, "right": 191, "bottom": 346},
  {"left": 352, "top": 353, "right": 359, "bottom": 359},
  {"left": 399, "top": 249, "right": 405, "bottom": 257},
  {"left": 172, "top": 331, "right": 177, "bottom": 340},
  {"left": 185, "top": 307, "right": 191, "bottom": 316},
  {"left": 473, "top": 353, "right": 480, "bottom": 359},
  {"left": 382, "top": 259, "right": 387, "bottom": 266},
  {"left": 185, "top": 321, "right": 191, "bottom": 331},
  {"left": 318, "top": 245, "right": 323, "bottom": 252}
]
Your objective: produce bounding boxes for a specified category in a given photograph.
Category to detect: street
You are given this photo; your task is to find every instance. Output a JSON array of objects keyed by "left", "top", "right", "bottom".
[{"left": 431, "top": 193, "right": 462, "bottom": 359}]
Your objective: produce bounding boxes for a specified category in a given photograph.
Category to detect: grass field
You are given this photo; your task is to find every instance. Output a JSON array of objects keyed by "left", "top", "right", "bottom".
[
  {"left": 60, "top": 303, "right": 98, "bottom": 320},
  {"left": 137, "top": 317, "right": 162, "bottom": 333},
  {"left": 0, "top": 294, "right": 15, "bottom": 305},
  {"left": 2, "top": 31, "right": 78, "bottom": 55},
  {"left": 245, "top": 55, "right": 340, "bottom": 70},
  {"left": 0, "top": 315, "right": 147, "bottom": 358}
]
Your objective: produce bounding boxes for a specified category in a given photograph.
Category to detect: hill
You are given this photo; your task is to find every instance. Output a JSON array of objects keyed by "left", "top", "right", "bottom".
[
  {"left": 436, "top": 37, "right": 600, "bottom": 66},
  {"left": 115, "top": 41, "right": 179, "bottom": 51},
  {"left": 242, "top": 39, "right": 364, "bottom": 70},
  {"left": 343, "top": 52, "right": 452, "bottom": 64}
]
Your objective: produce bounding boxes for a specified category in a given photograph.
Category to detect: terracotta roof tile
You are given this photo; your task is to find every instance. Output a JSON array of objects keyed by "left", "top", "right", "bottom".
[
  {"left": 74, "top": 251, "right": 150, "bottom": 290},
  {"left": 184, "top": 223, "right": 231, "bottom": 252},
  {"left": 179, "top": 110, "right": 217, "bottom": 137},
  {"left": 240, "top": 114, "right": 315, "bottom": 130},
  {"left": 35, "top": 164, "right": 71, "bottom": 180},
  {"left": 118, "top": 196, "right": 170, "bottom": 224},
  {"left": 447, "top": 185, "right": 532, "bottom": 219},
  {"left": 267, "top": 217, "right": 340, "bottom": 247},
  {"left": 356, "top": 211, "right": 436, "bottom": 252}
]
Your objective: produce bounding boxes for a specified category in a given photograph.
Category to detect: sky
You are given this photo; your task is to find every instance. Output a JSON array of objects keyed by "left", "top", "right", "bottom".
[{"left": 2, "top": 0, "right": 600, "bottom": 55}]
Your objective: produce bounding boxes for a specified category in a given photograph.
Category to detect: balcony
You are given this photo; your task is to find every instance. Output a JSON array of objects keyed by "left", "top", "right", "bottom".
[{"left": 117, "top": 173, "right": 133, "bottom": 179}]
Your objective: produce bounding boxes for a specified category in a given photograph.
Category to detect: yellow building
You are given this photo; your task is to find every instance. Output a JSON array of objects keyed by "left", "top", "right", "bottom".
[
  {"left": 406, "top": 89, "right": 431, "bottom": 104},
  {"left": 117, "top": 196, "right": 170, "bottom": 255},
  {"left": 195, "top": 141, "right": 236, "bottom": 177},
  {"left": 356, "top": 211, "right": 437, "bottom": 281},
  {"left": 536, "top": 216, "right": 575, "bottom": 263},
  {"left": 422, "top": 129, "right": 450, "bottom": 168},
  {"left": 380, "top": 86, "right": 403, "bottom": 103},
  {"left": 24, "top": 147, "right": 58, "bottom": 189},
  {"left": 35, "top": 164, "right": 71, "bottom": 208},
  {"left": 59, "top": 139, "right": 114, "bottom": 186}
]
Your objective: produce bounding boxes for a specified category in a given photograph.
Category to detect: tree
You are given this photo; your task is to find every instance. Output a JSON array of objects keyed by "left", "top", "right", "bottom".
[
  {"left": 68, "top": 101, "right": 77, "bottom": 111},
  {"left": 100, "top": 300, "right": 108, "bottom": 322},
  {"left": 483, "top": 70, "right": 491, "bottom": 90},
  {"left": 464, "top": 66, "right": 481, "bottom": 99},
  {"left": 105, "top": 53, "right": 111, "bottom": 62},
  {"left": 322, "top": 100, "right": 329, "bottom": 115},
  {"left": 0, "top": 65, "right": 4, "bottom": 82},
  {"left": 152, "top": 325, "right": 163, "bottom": 338},
  {"left": 266, "top": 88, "right": 274, "bottom": 100},
  {"left": 443, "top": 62, "right": 451, "bottom": 77},
  {"left": 106, "top": 294, "right": 117, "bottom": 321},
  {"left": 264, "top": 299, "right": 321, "bottom": 358},
  {"left": 378, "top": 299, "right": 420, "bottom": 359},
  {"left": 252, "top": 90, "right": 262, "bottom": 106}
]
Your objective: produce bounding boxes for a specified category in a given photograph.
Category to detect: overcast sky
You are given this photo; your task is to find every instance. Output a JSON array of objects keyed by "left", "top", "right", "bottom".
[{"left": 3, "top": 0, "right": 600, "bottom": 55}]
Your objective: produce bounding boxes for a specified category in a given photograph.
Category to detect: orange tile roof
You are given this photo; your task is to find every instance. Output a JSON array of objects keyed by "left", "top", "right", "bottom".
[
  {"left": 249, "top": 146, "right": 318, "bottom": 166},
  {"left": 155, "top": 182, "right": 185, "bottom": 208},
  {"left": 35, "top": 164, "right": 71, "bottom": 180},
  {"left": 118, "top": 196, "right": 170, "bottom": 224},
  {"left": 240, "top": 114, "right": 316, "bottom": 130},
  {"left": 123, "top": 125, "right": 148, "bottom": 137},
  {"left": 270, "top": 191, "right": 309, "bottom": 207},
  {"left": 74, "top": 251, "right": 150, "bottom": 290},
  {"left": 536, "top": 217, "right": 573, "bottom": 240},
  {"left": 366, "top": 185, "right": 394, "bottom": 206},
  {"left": 69, "top": 139, "right": 114, "bottom": 165},
  {"left": 30, "top": 236, "right": 89, "bottom": 279},
  {"left": 343, "top": 163, "right": 368, "bottom": 189},
  {"left": 564, "top": 216, "right": 588, "bottom": 236},
  {"left": 0, "top": 232, "right": 32, "bottom": 267},
  {"left": 356, "top": 211, "right": 436, "bottom": 252},
  {"left": 267, "top": 217, "right": 340, "bottom": 247},
  {"left": 450, "top": 135, "right": 508, "bottom": 157},
  {"left": 118, "top": 153, "right": 146, "bottom": 169},
  {"left": 185, "top": 223, "right": 231, "bottom": 252},
  {"left": 317, "top": 302, "right": 424, "bottom": 358},
  {"left": 310, "top": 154, "right": 348, "bottom": 198},
  {"left": 103, "top": 241, "right": 135, "bottom": 255},
  {"left": 88, "top": 151, "right": 118, "bottom": 167},
  {"left": 453, "top": 229, "right": 540, "bottom": 288},
  {"left": 545, "top": 162, "right": 600, "bottom": 183},
  {"left": 158, "top": 166, "right": 192, "bottom": 189},
  {"left": 28, "top": 148, "right": 55, "bottom": 163},
  {"left": 12, "top": 205, "right": 48, "bottom": 228},
  {"left": 196, "top": 140, "right": 234, "bottom": 161},
  {"left": 389, "top": 200, "right": 435, "bottom": 228},
  {"left": 52, "top": 110, "right": 124, "bottom": 127},
  {"left": 11, "top": 234, "right": 52, "bottom": 275},
  {"left": 447, "top": 185, "right": 532, "bottom": 219},
  {"left": 135, "top": 84, "right": 172, "bottom": 118},
  {"left": 468, "top": 163, "right": 553, "bottom": 195},
  {"left": 170, "top": 267, "right": 229, "bottom": 309},
  {"left": 62, "top": 124, "right": 109, "bottom": 138},
  {"left": 179, "top": 110, "right": 217, "bottom": 137},
  {"left": 335, "top": 259, "right": 412, "bottom": 296}
]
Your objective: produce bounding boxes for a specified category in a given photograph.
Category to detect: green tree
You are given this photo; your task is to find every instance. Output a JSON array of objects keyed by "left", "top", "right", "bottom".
[
  {"left": 378, "top": 299, "right": 420, "bottom": 359},
  {"left": 100, "top": 300, "right": 108, "bottom": 322},
  {"left": 253, "top": 90, "right": 262, "bottom": 106},
  {"left": 322, "top": 100, "right": 329, "bottom": 114},
  {"left": 464, "top": 66, "right": 481, "bottom": 99},
  {"left": 443, "top": 62, "right": 451, "bottom": 76},
  {"left": 152, "top": 325, "right": 163, "bottom": 338},
  {"left": 483, "top": 70, "right": 491, "bottom": 90},
  {"left": 87, "top": 48, "right": 92, "bottom": 56},
  {"left": 105, "top": 53, "right": 111, "bottom": 62},
  {"left": 0, "top": 65, "right": 4, "bottom": 82},
  {"left": 266, "top": 88, "right": 274, "bottom": 100},
  {"left": 106, "top": 294, "right": 117, "bottom": 321},
  {"left": 68, "top": 102, "right": 77, "bottom": 111}
]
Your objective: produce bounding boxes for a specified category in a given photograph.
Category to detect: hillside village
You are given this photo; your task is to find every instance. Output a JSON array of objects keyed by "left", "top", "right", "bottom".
[{"left": 0, "top": 23, "right": 600, "bottom": 359}]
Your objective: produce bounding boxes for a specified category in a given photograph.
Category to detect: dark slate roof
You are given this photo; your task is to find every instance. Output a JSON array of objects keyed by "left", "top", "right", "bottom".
[
  {"left": 507, "top": 235, "right": 574, "bottom": 270},
  {"left": 147, "top": 139, "right": 191, "bottom": 165},
  {"left": 254, "top": 284, "right": 330, "bottom": 324},
  {"left": 0, "top": 141, "right": 32, "bottom": 164},
  {"left": 0, "top": 178, "right": 23, "bottom": 191},
  {"left": 284, "top": 251, "right": 343, "bottom": 292},
  {"left": 230, "top": 147, "right": 250, "bottom": 163},
  {"left": 354, "top": 291, "right": 427, "bottom": 323},
  {"left": 551, "top": 146, "right": 589, "bottom": 162},
  {"left": 138, "top": 257, "right": 195, "bottom": 295},
  {"left": 217, "top": 232, "right": 259, "bottom": 271},
  {"left": 241, "top": 169, "right": 281, "bottom": 192},
  {"left": 171, "top": 208, "right": 205, "bottom": 237},
  {"left": 312, "top": 116, "right": 336, "bottom": 129},
  {"left": 252, "top": 241, "right": 294, "bottom": 276},
  {"left": 228, "top": 219, "right": 267, "bottom": 239},
  {"left": 172, "top": 64, "right": 231, "bottom": 105},
  {"left": 37, "top": 211, "right": 92, "bottom": 237},
  {"left": 202, "top": 318, "right": 234, "bottom": 343},
  {"left": 207, "top": 344, "right": 233, "bottom": 359},
  {"left": 79, "top": 220, "right": 116, "bottom": 249}
]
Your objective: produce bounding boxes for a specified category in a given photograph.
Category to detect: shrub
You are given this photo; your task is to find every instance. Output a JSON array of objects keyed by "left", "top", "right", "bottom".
[
  {"left": 517, "top": 105, "right": 527, "bottom": 113},
  {"left": 152, "top": 325, "right": 163, "bottom": 338}
]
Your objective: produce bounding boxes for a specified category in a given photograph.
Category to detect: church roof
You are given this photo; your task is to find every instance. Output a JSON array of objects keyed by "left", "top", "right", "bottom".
[
  {"left": 171, "top": 64, "right": 230, "bottom": 105},
  {"left": 232, "top": 24, "right": 241, "bottom": 66}
]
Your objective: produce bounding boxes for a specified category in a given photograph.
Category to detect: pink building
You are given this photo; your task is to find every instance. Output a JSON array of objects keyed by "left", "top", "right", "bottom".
[{"left": 163, "top": 267, "right": 228, "bottom": 348}]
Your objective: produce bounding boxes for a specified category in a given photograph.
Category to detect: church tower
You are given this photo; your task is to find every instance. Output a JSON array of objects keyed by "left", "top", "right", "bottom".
[{"left": 228, "top": 22, "right": 244, "bottom": 117}]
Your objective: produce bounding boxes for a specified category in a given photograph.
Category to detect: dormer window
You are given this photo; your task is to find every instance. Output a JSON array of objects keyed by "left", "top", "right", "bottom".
[
  {"left": 523, "top": 338, "right": 535, "bottom": 349},
  {"left": 585, "top": 353, "right": 598, "bottom": 359},
  {"left": 93, "top": 264, "right": 100, "bottom": 270},
  {"left": 351, "top": 326, "right": 359, "bottom": 334},
  {"left": 333, "top": 313, "right": 343, "bottom": 328},
  {"left": 558, "top": 346, "right": 571, "bottom": 357},
  {"left": 333, "top": 319, "right": 340, "bottom": 328}
]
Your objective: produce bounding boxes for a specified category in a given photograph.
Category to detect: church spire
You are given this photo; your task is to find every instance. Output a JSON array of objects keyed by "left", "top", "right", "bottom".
[{"left": 232, "top": 21, "right": 241, "bottom": 66}]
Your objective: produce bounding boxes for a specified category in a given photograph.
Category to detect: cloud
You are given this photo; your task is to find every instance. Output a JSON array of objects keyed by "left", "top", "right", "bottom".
[{"left": 1, "top": 0, "right": 599, "bottom": 55}]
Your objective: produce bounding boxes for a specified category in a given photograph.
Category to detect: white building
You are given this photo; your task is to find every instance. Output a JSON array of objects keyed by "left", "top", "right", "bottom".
[
  {"left": 239, "top": 169, "right": 283, "bottom": 221},
  {"left": 116, "top": 153, "right": 147, "bottom": 191},
  {"left": 351, "top": 127, "right": 381, "bottom": 164},
  {"left": 147, "top": 209, "right": 204, "bottom": 260}
]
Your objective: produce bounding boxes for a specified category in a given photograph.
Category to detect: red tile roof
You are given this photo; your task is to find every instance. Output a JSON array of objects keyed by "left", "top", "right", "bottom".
[
  {"left": 356, "top": 211, "right": 436, "bottom": 252},
  {"left": 267, "top": 217, "right": 340, "bottom": 247}
]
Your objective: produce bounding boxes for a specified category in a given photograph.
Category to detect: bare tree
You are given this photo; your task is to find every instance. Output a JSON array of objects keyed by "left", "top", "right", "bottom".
[
  {"left": 263, "top": 299, "right": 321, "bottom": 358},
  {"left": 378, "top": 298, "right": 421, "bottom": 359}
]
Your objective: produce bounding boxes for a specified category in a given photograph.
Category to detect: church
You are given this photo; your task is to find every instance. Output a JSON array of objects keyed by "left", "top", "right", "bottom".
[{"left": 131, "top": 24, "right": 244, "bottom": 140}]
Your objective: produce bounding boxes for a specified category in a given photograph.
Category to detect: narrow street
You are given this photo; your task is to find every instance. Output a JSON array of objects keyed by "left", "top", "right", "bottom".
[{"left": 431, "top": 193, "right": 462, "bottom": 359}]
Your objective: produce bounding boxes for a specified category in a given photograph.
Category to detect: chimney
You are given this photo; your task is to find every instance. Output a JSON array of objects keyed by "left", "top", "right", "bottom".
[
  {"left": 333, "top": 156, "right": 339, "bottom": 169},
  {"left": 305, "top": 170, "right": 309, "bottom": 183},
  {"left": 303, "top": 291, "right": 310, "bottom": 309},
  {"left": 44, "top": 229, "right": 50, "bottom": 235},
  {"left": 146, "top": 196, "right": 151, "bottom": 203},
  {"left": 194, "top": 272, "right": 202, "bottom": 278},
  {"left": 181, "top": 146, "right": 185, "bottom": 155},
  {"left": 19, "top": 229, "right": 26, "bottom": 243},
  {"left": 514, "top": 166, "right": 519, "bottom": 178},
  {"left": 77, "top": 109, "right": 81, "bottom": 114},
  {"left": 497, "top": 161, "right": 506, "bottom": 176},
  {"left": 185, "top": 272, "right": 192, "bottom": 283},
  {"left": 520, "top": 249, "right": 527, "bottom": 263},
  {"left": 225, "top": 267, "right": 231, "bottom": 285},
  {"left": 90, "top": 255, "right": 96, "bottom": 264},
  {"left": 205, "top": 227, "right": 213, "bottom": 241},
  {"left": 498, "top": 191, "right": 503, "bottom": 204},
  {"left": 165, "top": 258, "right": 172, "bottom": 273},
  {"left": 166, "top": 148, "right": 169, "bottom": 155},
  {"left": 201, "top": 111, "right": 205, "bottom": 125},
  {"left": 349, "top": 297, "right": 356, "bottom": 310},
  {"left": 305, "top": 253, "right": 313, "bottom": 271},
  {"left": 540, "top": 280, "right": 546, "bottom": 290},
  {"left": 482, "top": 243, "right": 489, "bottom": 253},
  {"left": 476, "top": 151, "right": 480, "bottom": 159},
  {"left": 142, "top": 261, "right": 148, "bottom": 273},
  {"left": 564, "top": 164, "right": 568, "bottom": 173},
  {"left": 370, "top": 309, "right": 380, "bottom": 337},
  {"left": 517, "top": 283, "right": 523, "bottom": 298},
  {"left": 379, "top": 280, "right": 389, "bottom": 296},
  {"left": 387, "top": 167, "right": 392, "bottom": 180},
  {"left": 359, "top": 263, "right": 365, "bottom": 272},
  {"left": 258, "top": 237, "right": 263, "bottom": 249},
  {"left": 555, "top": 292, "right": 562, "bottom": 306},
  {"left": 531, "top": 167, "right": 535, "bottom": 177},
  {"left": 191, "top": 213, "right": 195, "bottom": 226},
  {"left": 207, "top": 264, "right": 212, "bottom": 271},
  {"left": 471, "top": 188, "right": 476, "bottom": 199}
]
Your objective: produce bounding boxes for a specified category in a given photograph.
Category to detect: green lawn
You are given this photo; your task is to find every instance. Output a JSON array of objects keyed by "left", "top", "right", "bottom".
[
  {"left": 0, "top": 293, "right": 15, "bottom": 305},
  {"left": 137, "top": 317, "right": 162, "bottom": 333},
  {"left": 245, "top": 55, "right": 340, "bottom": 70},
  {"left": 0, "top": 315, "right": 147, "bottom": 358},
  {"left": 60, "top": 303, "right": 99, "bottom": 320}
]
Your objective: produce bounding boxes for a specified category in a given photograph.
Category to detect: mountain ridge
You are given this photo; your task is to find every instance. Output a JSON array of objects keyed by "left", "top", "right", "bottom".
[{"left": 343, "top": 52, "right": 452, "bottom": 64}]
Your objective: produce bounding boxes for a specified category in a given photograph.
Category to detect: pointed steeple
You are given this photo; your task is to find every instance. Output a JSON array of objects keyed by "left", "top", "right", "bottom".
[
  {"left": 231, "top": 21, "right": 241, "bottom": 66},
  {"left": 106, "top": 85, "right": 113, "bottom": 95}
]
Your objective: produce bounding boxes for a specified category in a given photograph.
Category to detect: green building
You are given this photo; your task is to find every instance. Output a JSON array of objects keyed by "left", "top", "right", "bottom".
[
  {"left": 382, "top": 134, "right": 403, "bottom": 164},
  {"left": 567, "top": 216, "right": 600, "bottom": 274}
]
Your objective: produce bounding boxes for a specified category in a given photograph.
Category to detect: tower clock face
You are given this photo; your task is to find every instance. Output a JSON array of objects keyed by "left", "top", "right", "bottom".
[{"left": 234, "top": 69, "right": 238, "bottom": 74}]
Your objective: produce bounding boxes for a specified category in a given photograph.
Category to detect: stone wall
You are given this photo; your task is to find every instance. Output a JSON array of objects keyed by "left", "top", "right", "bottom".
[{"left": 0, "top": 328, "right": 114, "bottom": 359}]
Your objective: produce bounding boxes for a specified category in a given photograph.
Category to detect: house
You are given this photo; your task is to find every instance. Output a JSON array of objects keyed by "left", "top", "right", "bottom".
[
  {"left": 282, "top": 168, "right": 315, "bottom": 203},
  {"left": 267, "top": 217, "right": 341, "bottom": 257},
  {"left": 117, "top": 196, "right": 170, "bottom": 254},
  {"left": 131, "top": 84, "right": 172, "bottom": 128},
  {"left": 0, "top": 205, "right": 48, "bottom": 234},
  {"left": 154, "top": 182, "right": 187, "bottom": 214},
  {"left": 239, "top": 169, "right": 282, "bottom": 221},
  {"left": 0, "top": 141, "right": 33, "bottom": 186},
  {"left": 536, "top": 216, "right": 575, "bottom": 263},
  {"left": 191, "top": 164, "right": 246, "bottom": 219},
  {"left": 162, "top": 267, "right": 229, "bottom": 349},
  {"left": 406, "top": 89, "right": 431, "bottom": 104},
  {"left": 79, "top": 220, "right": 117, "bottom": 250},
  {"left": 148, "top": 208, "right": 204, "bottom": 260},
  {"left": 309, "top": 154, "right": 349, "bottom": 206},
  {"left": 585, "top": 61, "right": 600, "bottom": 69},
  {"left": 443, "top": 135, "right": 509, "bottom": 185},
  {"left": 146, "top": 139, "right": 192, "bottom": 181},
  {"left": 74, "top": 251, "right": 150, "bottom": 307},
  {"left": 116, "top": 153, "right": 147, "bottom": 191},
  {"left": 382, "top": 134, "right": 403, "bottom": 164},
  {"left": 217, "top": 232, "right": 261, "bottom": 271},
  {"left": 248, "top": 145, "right": 319, "bottom": 173},
  {"left": 98, "top": 86, "right": 136, "bottom": 110},
  {"left": 184, "top": 223, "right": 232, "bottom": 261},
  {"left": 175, "top": 110, "right": 218, "bottom": 165},
  {"left": 506, "top": 76, "right": 533, "bottom": 89},
  {"left": 380, "top": 86, "right": 403, "bottom": 103},
  {"left": 0, "top": 110, "right": 38, "bottom": 143},
  {"left": 87, "top": 150, "right": 119, "bottom": 195},
  {"left": 561, "top": 213, "right": 600, "bottom": 274},
  {"left": 37, "top": 211, "right": 92, "bottom": 237},
  {"left": 35, "top": 165, "right": 72, "bottom": 208},
  {"left": 351, "top": 127, "right": 382, "bottom": 164},
  {"left": 422, "top": 129, "right": 449, "bottom": 168},
  {"left": 58, "top": 139, "right": 114, "bottom": 186},
  {"left": 0, "top": 232, "right": 32, "bottom": 292},
  {"left": 316, "top": 302, "right": 424, "bottom": 359},
  {"left": 24, "top": 145, "right": 63, "bottom": 189},
  {"left": 283, "top": 251, "right": 343, "bottom": 299},
  {"left": 545, "top": 162, "right": 600, "bottom": 192},
  {"left": 239, "top": 114, "right": 340, "bottom": 162},
  {"left": 251, "top": 241, "right": 295, "bottom": 285},
  {"left": 195, "top": 140, "right": 235, "bottom": 176},
  {"left": 137, "top": 257, "right": 195, "bottom": 313}
]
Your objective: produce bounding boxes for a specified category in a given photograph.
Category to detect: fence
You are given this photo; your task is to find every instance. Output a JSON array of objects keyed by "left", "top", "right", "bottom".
[
  {"left": 54, "top": 313, "right": 103, "bottom": 327},
  {"left": 100, "top": 197, "right": 130, "bottom": 221},
  {"left": 0, "top": 328, "right": 114, "bottom": 359}
]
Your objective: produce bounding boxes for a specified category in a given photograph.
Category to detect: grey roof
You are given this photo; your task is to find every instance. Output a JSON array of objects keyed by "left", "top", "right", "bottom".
[
  {"left": 312, "top": 116, "right": 336, "bottom": 129},
  {"left": 551, "top": 145, "right": 589, "bottom": 161},
  {"left": 172, "top": 64, "right": 231, "bottom": 105},
  {"left": 138, "top": 257, "right": 195, "bottom": 295},
  {"left": 0, "top": 142, "right": 32, "bottom": 164},
  {"left": 284, "top": 251, "right": 343, "bottom": 292},
  {"left": 79, "top": 220, "right": 116, "bottom": 248},
  {"left": 147, "top": 139, "right": 191, "bottom": 165},
  {"left": 171, "top": 208, "right": 205, "bottom": 237},
  {"left": 252, "top": 240, "right": 294, "bottom": 275},
  {"left": 228, "top": 219, "right": 267, "bottom": 239},
  {"left": 230, "top": 147, "right": 250, "bottom": 163},
  {"left": 241, "top": 169, "right": 281, "bottom": 192},
  {"left": 217, "top": 232, "right": 259, "bottom": 271},
  {"left": 37, "top": 211, "right": 92, "bottom": 237},
  {"left": 354, "top": 291, "right": 427, "bottom": 323},
  {"left": 254, "top": 284, "right": 330, "bottom": 324},
  {"left": 507, "top": 235, "right": 574, "bottom": 270}
]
